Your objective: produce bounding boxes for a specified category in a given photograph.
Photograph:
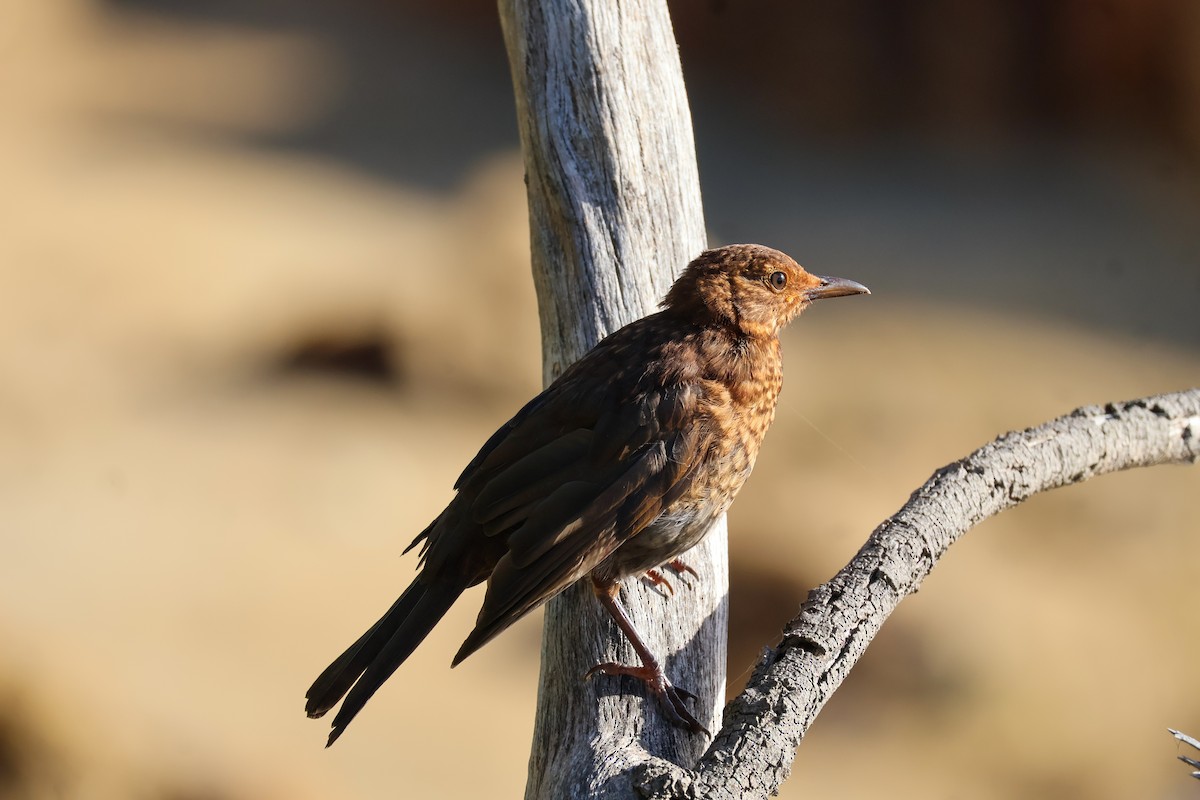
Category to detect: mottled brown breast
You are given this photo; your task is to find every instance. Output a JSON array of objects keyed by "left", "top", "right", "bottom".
[{"left": 596, "top": 328, "right": 784, "bottom": 581}]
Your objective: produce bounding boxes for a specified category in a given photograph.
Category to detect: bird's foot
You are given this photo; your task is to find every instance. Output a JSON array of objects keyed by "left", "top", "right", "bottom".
[
  {"left": 665, "top": 558, "right": 698, "bottom": 580},
  {"left": 642, "top": 568, "right": 675, "bottom": 596},
  {"left": 584, "top": 661, "right": 708, "bottom": 734},
  {"left": 642, "top": 559, "right": 699, "bottom": 597}
]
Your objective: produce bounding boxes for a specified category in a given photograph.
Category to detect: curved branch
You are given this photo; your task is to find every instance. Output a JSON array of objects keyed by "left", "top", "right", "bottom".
[{"left": 637, "top": 389, "right": 1200, "bottom": 799}]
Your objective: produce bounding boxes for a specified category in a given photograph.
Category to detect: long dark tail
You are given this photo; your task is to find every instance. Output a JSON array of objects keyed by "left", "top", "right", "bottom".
[{"left": 305, "top": 577, "right": 466, "bottom": 746}]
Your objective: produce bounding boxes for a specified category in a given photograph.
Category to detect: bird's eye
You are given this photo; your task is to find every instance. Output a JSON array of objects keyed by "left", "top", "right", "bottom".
[{"left": 768, "top": 271, "right": 788, "bottom": 290}]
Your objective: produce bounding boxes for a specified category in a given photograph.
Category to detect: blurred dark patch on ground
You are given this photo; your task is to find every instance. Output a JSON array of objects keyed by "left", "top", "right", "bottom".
[
  {"left": 274, "top": 327, "right": 401, "bottom": 385},
  {"left": 0, "top": 691, "right": 67, "bottom": 800}
]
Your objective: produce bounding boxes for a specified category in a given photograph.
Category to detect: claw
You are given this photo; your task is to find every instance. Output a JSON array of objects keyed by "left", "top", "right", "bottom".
[
  {"left": 665, "top": 558, "right": 699, "bottom": 580},
  {"left": 642, "top": 568, "right": 675, "bottom": 596},
  {"left": 584, "top": 661, "right": 708, "bottom": 734},
  {"left": 672, "top": 684, "right": 698, "bottom": 702},
  {"left": 642, "top": 559, "right": 699, "bottom": 597}
]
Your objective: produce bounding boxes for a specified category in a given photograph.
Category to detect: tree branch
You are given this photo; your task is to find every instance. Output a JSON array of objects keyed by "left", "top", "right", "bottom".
[{"left": 637, "top": 389, "right": 1200, "bottom": 799}]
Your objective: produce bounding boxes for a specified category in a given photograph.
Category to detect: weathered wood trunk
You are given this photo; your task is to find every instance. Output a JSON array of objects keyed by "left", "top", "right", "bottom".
[{"left": 496, "top": 1, "right": 719, "bottom": 797}]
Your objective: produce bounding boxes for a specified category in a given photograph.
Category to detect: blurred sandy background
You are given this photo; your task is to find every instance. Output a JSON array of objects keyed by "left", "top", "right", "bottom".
[{"left": 1, "top": 1, "right": 1198, "bottom": 798}]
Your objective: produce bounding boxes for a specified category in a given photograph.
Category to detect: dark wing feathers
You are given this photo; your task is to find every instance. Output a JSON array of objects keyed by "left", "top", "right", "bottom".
[
  {"left": 503, "top": 479, "right": 605, "bottom": 567},
  {"left": 451, "top": 426, "right": 707, "bottom": 665},
  {"left": 418, "top": 326, "right": 712, "bottom": 667},
  {"left": 588, "top": 392, "right": 651, "bottom": 464},
  {"left": 415, "top": 387, "right": 594, "bottom": 558},
  {"left": 471, "top": 428, "right": 593, "bottom": 527},
  {"left": 616, "top": 433, "right": 703, "bottom": 535},
  {"left": 453, "top": 392, "right": 552, "bottom": 490},
  {"left": 455, "top": 379, "right": 606, "bottom": 492},
  {"left": 451, "top": 543, "right": 594, "bottom": 667},
  {"left": 657, "top": 383, "right": 699, "bottom": 429}
]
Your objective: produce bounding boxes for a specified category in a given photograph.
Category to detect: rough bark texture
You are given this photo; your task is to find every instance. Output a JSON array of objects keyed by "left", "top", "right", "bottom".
[
  {"left": 635, "top": 389, "right": 1200, "bottom": 799},
  {"left": 496, "top": 1, "right": 715, "bottom": 798}
]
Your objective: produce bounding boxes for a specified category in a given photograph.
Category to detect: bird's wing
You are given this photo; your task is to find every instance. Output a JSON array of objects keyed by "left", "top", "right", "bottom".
[
  {"left": 450, "top": 379, "right": 712, "bottom": 664},
  {"left": 406, "top": 325, "right": 661, "bottom": 563}
]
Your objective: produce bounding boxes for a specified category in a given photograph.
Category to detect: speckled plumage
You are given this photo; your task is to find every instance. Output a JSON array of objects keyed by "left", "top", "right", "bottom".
[{"left": 305, "top": 244, "right": 868, "bottom": 743}]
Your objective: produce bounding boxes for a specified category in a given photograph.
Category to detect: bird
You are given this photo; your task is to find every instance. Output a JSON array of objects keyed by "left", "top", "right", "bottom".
[{"left": 305, "top": 243, "right": 869, "bottom": 745}]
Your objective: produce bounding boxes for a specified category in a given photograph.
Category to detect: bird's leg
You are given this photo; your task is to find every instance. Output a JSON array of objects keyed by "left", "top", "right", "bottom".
[
  {"left": 583, "top": 578, "right": 708, "bottom": 734},
  {"left": 642, "top": 559, "right": 698, "bottom": 596}
]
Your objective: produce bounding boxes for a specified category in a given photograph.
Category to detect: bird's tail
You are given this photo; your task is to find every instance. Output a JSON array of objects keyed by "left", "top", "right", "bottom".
[{"left": 305, "top": 577, "right": 466, "bottom": 746}]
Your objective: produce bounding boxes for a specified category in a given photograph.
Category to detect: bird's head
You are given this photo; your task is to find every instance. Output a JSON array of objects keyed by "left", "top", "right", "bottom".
[{"left": 662, "top": 244, "right": 869, "bottom": 338}]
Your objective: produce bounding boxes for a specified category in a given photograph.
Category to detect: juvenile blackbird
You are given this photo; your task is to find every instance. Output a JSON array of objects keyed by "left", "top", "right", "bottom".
[{"left": 305, "top": 244, "right": 868, "bottom": 744}]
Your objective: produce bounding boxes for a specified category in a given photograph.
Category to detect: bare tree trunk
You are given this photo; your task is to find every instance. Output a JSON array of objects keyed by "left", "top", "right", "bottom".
[{"left": 496, "top": 1, "right": 716, "bottom": 798}]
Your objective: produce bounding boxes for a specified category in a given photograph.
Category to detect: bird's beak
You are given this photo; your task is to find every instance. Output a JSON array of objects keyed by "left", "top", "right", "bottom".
[{"left": 806, "top": 275, "right": 871, "bottom": 301}]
